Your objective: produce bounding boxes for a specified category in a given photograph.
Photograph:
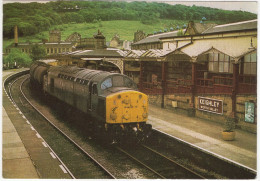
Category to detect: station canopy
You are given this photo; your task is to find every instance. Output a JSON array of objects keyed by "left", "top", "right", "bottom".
[{"left": 178, "top": 38, "right": 257, "bottom": 62}]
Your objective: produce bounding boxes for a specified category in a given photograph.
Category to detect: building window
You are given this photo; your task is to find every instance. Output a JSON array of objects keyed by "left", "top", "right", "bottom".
[
  {"left": 62, "top": 48, "right": 65, "bottom": 52},
  {"left": 51, "top": 48, "right": 53, "bottom": 54},
  {"left": 54, "top": 48, "right": 57, "bottom": 53},
  {"left": 243, "top": 53, "right": 256, "bottom": 75},
  {"left": 22, "top": 49, "right": 24, "bottom": 52},
  {"left": 66, "top": 48, "right": 69, "bottom": 52},
  {"left": 59, "top": 48, "right": 61, "bottom": 53},
  {"left": 208, "top": 52, "right": 233, "bottom": 73},
  {"left": 47, "top": 48, "right": 49, "bottom": 54}
]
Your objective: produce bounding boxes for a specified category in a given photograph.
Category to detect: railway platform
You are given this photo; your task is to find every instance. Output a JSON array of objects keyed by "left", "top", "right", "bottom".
[
  {"left": 147, "top": 104, "right": 257, "bottom": 170},
  {"left": 2, "top": 69, "right": 257, "bottom": 178},
  {"left": 2, "top": 69, "right": 71, "bottom": 179}
]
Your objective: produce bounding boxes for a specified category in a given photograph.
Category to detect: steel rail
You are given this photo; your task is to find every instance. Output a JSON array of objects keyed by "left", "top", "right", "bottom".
[
  {"left": 116, "top": 144, "right": 206, "bottom": 179},
  {"left": 116, "top": 146, "right": 166, "bottom": 179},
  {"left": 19, "top": 76, "right": 116, "bottom": 179},
  {"left": 141, "top": 144, "right": 206, "bottom": 179}
]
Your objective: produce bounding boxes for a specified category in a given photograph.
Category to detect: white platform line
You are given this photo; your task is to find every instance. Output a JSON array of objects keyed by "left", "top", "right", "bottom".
[
  {"left": 26, "top": 120, "right": 30, "bottom": 124},
  {"left": 42, "top": 142, "right": 48, "bottom": 147},
  {"left": 50, "top": 152, "right": 57, "bottom": 159},
  {"left": 22, "top": 115, "right": 26, "bottom": 119},
  {"left": 30, "top": 126, "right": 35, "bottom": 131},
  {"left": 59, "top": 165, "right": 68, "bottom": 173},
  {"left": 36, "top": 133, "right": 42, "bottom": 138}
]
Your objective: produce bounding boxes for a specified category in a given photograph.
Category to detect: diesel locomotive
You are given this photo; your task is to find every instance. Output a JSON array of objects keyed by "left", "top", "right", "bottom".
[{"left": 30, "top": 60, "right": 152, "bottom": 142}]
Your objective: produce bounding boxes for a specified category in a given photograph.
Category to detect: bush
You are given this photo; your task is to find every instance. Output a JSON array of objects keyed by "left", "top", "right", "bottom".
[{"left": 3, "top": 48, "right": 32, "bottom": 68}]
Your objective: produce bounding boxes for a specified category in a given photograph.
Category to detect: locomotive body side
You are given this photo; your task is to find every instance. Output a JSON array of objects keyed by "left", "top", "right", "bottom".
[{"left": 32, "top": 62, "right": 152, "bottom": 142}]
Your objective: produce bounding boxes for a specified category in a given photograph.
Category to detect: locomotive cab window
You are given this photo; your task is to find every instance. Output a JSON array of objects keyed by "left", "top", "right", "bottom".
[
  {"left": 113, "top": 76, "right": 124, "bottom": 87},
  {"left": 101, "top": 78, "right": 112, "bottom": 90}
]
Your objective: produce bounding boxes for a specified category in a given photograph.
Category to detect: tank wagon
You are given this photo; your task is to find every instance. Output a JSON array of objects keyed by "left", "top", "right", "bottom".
[{"left": 30, "top": 60, "right": 152, "bottom": 142}]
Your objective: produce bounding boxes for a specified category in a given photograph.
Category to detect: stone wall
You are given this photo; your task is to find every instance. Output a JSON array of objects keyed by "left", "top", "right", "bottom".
[
  {"left": 194, "top": 95, "right": 232, "bottom": 123},
  {"left": 147, "top": 93, "right": 257, "bottom": 133}
]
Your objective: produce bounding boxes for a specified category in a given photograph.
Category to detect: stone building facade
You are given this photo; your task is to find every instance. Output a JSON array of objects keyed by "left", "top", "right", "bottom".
[{"left": 124, "top": 19, "right": 257, "bottom": 133}]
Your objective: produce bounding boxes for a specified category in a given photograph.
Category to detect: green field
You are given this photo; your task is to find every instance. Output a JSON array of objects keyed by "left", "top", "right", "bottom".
[{"left": 3, "top": 19, "right": 189, "bottom": 49}]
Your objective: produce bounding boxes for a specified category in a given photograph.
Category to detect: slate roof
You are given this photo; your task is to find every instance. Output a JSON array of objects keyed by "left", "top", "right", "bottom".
[
  {"left": 202, "top": 19, "right": 257, "bottom": 34},
  {"left": 133, "top": 30, "right": 180, "bottom": 45},
  {"left": 72, "top": 49, "right": 127, "bottom": 58}
]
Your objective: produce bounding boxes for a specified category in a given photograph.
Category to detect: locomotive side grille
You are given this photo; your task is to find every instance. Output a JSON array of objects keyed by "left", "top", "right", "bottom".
[{"left": 106, "top": 91, "right": 148, "bottom": 124}]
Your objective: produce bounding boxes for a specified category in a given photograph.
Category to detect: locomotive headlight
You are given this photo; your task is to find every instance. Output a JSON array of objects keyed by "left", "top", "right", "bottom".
[
  {"left": 110, "top": 112, "right": 117, "bottom": 120},
  {"left": 142, "top": 112, "right": 148, "bottom": 119}
]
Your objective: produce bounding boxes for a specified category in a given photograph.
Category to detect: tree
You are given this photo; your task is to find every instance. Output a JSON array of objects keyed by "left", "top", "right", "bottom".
[
  {"left": 177, "top": 29, "right": 184, "bottom": 36},
  {"left": 3, "top": 48, "right": 32, "bottom": 68},
  {"left": 30, "top": 44, "right": 47, "bottom": 61}
]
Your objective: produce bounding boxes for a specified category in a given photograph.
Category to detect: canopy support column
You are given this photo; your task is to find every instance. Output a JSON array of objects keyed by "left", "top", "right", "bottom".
[
  {"left": 231, "top": 62, "right": 239, "bottom": 120},
  {"left": 161, "top": 62, "right": 167, "bottom": 108}
]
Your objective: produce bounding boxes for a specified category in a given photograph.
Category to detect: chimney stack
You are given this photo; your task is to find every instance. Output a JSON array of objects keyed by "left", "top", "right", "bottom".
[{"left": 14, "top": 25, "right": 18, "bottom": 46}]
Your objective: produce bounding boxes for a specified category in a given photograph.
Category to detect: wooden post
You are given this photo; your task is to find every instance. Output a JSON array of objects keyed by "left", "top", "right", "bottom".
[
  {"left": 139, "top": 61, "right": 143, "bottom": 91},
  {"left": 191, "top": 62, "right": 196, "bottom": 108},
  {"left": 231, "top": 63, "right": 239, "bottom": 118},
  {"left": 161, "top": 62, "right": 167, "bottom": 108}
]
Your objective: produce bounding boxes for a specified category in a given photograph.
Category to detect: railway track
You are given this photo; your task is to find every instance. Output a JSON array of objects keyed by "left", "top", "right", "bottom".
[
  {"left": 147, "top": 129, "right": 257, "bottom": 179},
  {"left": 4, "top": 70, "right": 257, "bottom": 179},
  {"left": 5, "top": 73, "right": 115, "bottom": 179},
  {"left": 117, "top": 144, "right": 205, "bottom": 179}
]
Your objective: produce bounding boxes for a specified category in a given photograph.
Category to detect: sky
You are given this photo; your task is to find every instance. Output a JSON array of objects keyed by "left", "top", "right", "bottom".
[{"left": 1, "top": 0, "right": 258, "bottom": 14}]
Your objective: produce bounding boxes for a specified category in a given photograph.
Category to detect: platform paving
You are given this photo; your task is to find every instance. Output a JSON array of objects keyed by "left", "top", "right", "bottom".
[
  {"left": 2, "top": 107, "right": 39, "bottom": 178},
  {"left": 2, "top": 69, "right": 71, "bottom": 179},
  {"left": 147, "top": 104, "right": 257, "bottom": 170}
]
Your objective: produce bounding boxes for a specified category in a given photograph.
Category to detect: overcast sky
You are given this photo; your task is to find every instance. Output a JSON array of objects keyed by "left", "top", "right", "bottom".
[{"left": 1, "top": 0, "right": 258, "bottom": 14}]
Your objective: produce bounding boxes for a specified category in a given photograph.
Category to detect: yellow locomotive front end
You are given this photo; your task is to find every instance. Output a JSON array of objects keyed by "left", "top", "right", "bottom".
[
  {"left": 105, "top": 90, "right": 151, "bottom": 142},
  {"left": 106, "top": 91, "right": 148, "bottom": 124}
]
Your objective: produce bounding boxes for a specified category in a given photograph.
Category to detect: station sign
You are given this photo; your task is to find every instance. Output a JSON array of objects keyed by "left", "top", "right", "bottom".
[{"left": 198, "top": 97, "right": 223, "bottom": 114}]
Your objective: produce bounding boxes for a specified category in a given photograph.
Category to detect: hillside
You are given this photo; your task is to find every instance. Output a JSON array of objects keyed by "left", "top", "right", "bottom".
[
  {"left": 3, "top": 1, "right": 256, "bottom": 39},
  {"left": 3, "top": 19, "right": 192, "bottom": 49}
]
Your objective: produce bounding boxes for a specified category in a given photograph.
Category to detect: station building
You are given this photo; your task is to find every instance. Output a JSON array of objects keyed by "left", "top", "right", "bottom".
[
  {"left": 4, "top": 27, "right": 107, "bottom": 56},
  {"left": 124, "top": 19, "right": 257, "bottom": 132}
]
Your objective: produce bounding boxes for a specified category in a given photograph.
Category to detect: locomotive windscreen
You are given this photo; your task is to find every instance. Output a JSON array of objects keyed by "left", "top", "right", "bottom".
[
  {"left": 101, "top": 76, "right": 136, "bottom": 90},
  {"left": 113, "top": 76, "right": 124, "bottom": 87}
]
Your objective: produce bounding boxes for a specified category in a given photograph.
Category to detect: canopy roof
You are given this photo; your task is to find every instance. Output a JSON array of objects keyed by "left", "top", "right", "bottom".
[{"left": 179, "top": 38, "right": 257, "bottom": 61}]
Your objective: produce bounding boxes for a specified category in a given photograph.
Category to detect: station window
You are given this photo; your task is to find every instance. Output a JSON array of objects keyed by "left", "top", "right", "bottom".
[
  {"left": 59, "top": 48, "right": 61, "bottom": 53},
  {"left": 62, "top": 48, "right": 65, "bottom": 52},
  {"left": 54, "top": 48, "right": 57, "bottom": 53},
  {"left": 47, "top": 48, "right": 49, "bottom": 54},
  {"left": 243, "top": 53, "right": 256, "bottom": 75},
  {"left": 51, "top": 48, "right": 53, "bottom": 54},
  {"left": 208, "top": 52, "right": 233, "bottom": 73},
  {"left": 66, "top": 48, "right": 69, "bottom": 52}
]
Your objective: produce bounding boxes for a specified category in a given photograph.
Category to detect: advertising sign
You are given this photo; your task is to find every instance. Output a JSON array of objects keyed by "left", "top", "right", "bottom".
[
  {"left": 198, "top": 97, "right": 223, "bottom": 114},
  {"left": 245, "top": 102, "right": 255, "bottom": 123}
]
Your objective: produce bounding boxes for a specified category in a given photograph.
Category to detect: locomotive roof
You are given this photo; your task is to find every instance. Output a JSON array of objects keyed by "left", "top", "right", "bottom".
[{"left": 49, "top": 65, "right": 121, "bottom": 83}]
